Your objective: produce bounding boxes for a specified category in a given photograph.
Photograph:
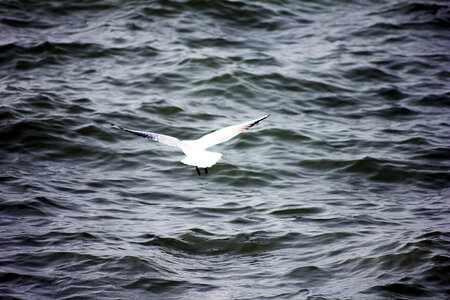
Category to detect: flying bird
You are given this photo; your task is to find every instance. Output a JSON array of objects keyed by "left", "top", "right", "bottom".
[{"left": 111, "top": 114, "right": 269, "bottom": 176}]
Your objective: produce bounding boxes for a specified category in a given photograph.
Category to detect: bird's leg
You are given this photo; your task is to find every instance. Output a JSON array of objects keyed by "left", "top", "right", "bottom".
[
  {"left": 196, "top": 166, "right": 201, "bottom": 176},
  {"left": 204, "top": 168, "right": 208, "bottom": 174}
]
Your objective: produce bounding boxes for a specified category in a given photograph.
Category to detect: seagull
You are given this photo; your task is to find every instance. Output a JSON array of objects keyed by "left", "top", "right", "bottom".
[{"left": 111, "top": 114, "right": 269, "bottom": 175}]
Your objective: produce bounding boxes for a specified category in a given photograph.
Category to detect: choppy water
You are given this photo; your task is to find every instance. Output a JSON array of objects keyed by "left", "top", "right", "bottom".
[{"left": 1, "top": 0, "right": 450, "bottom": 299}]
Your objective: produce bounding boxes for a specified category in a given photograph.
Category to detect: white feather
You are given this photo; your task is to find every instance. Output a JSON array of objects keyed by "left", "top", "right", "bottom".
[{"left": 111, "top": 114, "right": 269, "bottom": 168}]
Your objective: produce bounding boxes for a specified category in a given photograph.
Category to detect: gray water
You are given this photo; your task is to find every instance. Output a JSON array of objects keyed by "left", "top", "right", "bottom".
[{"left": 1, "top": 0, "right": 449, "bottom": 299}]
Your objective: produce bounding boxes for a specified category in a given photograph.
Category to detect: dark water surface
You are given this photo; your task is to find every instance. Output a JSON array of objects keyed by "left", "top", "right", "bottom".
[{"left": 1, "top": 0, "right": 450, "bottom": 299}]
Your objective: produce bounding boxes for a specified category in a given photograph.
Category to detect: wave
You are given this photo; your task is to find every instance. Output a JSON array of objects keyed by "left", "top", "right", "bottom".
[{"left": 1, "top": 0, "right": 449, "bottom": 299}]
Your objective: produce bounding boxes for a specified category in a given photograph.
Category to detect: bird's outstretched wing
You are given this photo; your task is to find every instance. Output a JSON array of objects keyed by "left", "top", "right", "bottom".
[
  {"left": 194, "top": 114, "right": 269, "bottom": 150},
  {"left": 111, "top": 124, "right": 183, "bottom": 149}
]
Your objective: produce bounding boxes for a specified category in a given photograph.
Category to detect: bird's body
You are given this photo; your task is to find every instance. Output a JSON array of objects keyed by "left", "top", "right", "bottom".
[{"left": 111, "top": 114, "right": 269, "bottom": 175}]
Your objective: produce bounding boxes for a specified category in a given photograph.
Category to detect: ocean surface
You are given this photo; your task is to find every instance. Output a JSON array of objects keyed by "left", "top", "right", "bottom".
[{"left": 1, "top": 0, "right": 449, "bottom": 299}]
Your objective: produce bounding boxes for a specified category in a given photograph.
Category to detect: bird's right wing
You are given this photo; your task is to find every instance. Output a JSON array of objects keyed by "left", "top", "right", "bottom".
[
  {"left": 111, "top": 124, "right": 183, "bottom": 149},
  {"left": 194, "top": 114, "right": 269, "bottom": 150}
]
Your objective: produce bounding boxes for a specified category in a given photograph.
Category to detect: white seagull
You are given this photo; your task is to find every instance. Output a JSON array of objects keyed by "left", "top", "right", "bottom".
[{"left": 111, "top": 114, "right": 269, "bottom": 175}]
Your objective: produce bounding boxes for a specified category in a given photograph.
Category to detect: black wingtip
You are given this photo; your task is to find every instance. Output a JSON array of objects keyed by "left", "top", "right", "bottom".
[
  {"left": 111, "top": 124, "right": 123, "bottom": 131},
  {"left": 257, "top": 114, "right": 270, "bottom": 123},
  {"left": 248, "top": 114, "right": 270, "bottom": 129}
]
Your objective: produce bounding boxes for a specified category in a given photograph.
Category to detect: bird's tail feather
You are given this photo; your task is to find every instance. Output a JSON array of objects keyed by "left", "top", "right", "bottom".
[{"left": 181, "top": 151, "right": 222, "bottom": 168}]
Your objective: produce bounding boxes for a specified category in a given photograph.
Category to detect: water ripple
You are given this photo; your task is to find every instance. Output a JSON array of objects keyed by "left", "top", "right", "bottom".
[{"left": 1, "top": 0, "right": 449, "bottom": 299}]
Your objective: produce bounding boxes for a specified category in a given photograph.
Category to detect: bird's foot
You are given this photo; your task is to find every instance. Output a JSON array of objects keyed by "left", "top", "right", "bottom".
[
  {"left": 204, "top": 168, "right": 208, "bottom": 174},
  {"left": 196, "top": 166, "right": 201, "bottom": 176}
]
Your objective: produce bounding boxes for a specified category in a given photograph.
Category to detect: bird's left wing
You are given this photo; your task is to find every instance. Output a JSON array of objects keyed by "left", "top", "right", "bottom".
[
  {"left": 111, "top": 124, "right": 183, "bottom": 149},
  {"left": 194, "top": 114, "right": 269, "bottom": 150}
]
